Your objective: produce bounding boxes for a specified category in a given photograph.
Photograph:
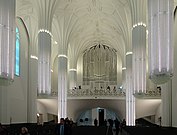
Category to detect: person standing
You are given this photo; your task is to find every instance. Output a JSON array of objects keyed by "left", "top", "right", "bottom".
[
  {"left": 94, "top": 118, "right": 98, "bottom": 126},
  {"left": 114, "top": 119, "right": 120, "bottom": 135},
  {"left": 56, "top": 118, "right": 70, "bottom": 135}
]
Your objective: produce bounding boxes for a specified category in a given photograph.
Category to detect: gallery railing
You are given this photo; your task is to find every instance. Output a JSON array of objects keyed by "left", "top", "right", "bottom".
[
  {"left": 38, "top": 88, "right": 161, "bottom": 99},
  {"left": 67, "top": 88, "right": 126, "bottom": 98},
  {"left": 134, "top": 89, "right": 161, "bottom": 99}
]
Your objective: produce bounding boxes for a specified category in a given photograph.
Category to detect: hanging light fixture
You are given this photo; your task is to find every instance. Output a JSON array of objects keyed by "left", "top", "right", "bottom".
[
  {"left": 38, "top": 29, "right": 52, "bottom": 95},
  {"left": 132, "top": 24, "right": 146, "bottom": 93},
  {"left": 0, "top": 0, "right": 16, "bottom": 84},
  {"left": 148, "top": 0, "right": 173, "bottom": 84}
]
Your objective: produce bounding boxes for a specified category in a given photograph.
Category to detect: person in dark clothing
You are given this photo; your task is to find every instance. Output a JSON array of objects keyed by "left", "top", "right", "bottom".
[
  {"left": 108, "top": 119, "right": 113, "bottom": 127},
  {"left": 94, "top": 118, "right": 98, "bottom": 126},
  {"left": 0, "top": 123, "right": 8, "bottom": 135},
  {"left": 114, "top": 119, "right": 120, "bottom": 135},
  {"left": 56, "top": 118, "right": 70, "bottom": 135},
  {"left": 120, "top": 119, "right": 126, "bottom": 132},
  {"left": 104, "top": 119, "right": 107, "bottom": 126},
  {"left": 65, "top": 118, "right": 72, "bottom": 135}
]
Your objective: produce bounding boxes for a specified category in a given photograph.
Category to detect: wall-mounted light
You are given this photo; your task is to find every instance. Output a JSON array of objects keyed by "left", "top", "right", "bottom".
[
  {"left": 122, "top": 67, "right": 126, "bottom": 70},
  {"left": 126, "top": 52, "right": 133, "bottom": 56},
  {"left": 30, "top": 55, "right": 38, "bottom": 60}
]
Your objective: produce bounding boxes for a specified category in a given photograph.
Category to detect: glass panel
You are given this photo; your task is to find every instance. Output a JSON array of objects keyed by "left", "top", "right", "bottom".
[{"left": 15, "top": 27, "right": 20, "bottom": 76}]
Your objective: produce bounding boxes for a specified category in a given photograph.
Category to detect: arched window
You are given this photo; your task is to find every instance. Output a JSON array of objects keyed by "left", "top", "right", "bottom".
[{"left": 15, "top": 27, "right": 20, "bottom": 76}]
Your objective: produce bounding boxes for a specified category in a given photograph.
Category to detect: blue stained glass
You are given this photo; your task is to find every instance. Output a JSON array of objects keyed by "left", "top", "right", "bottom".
[{"left": 15, "top": 27, "right": 20, "bottom": 76}]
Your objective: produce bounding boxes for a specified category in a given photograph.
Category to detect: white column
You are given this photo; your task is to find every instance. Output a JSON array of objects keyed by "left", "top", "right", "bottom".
[
  {"left": 132, "top": 25, "right": 146, "bottom": 93},
  {"left": 172, "top": 12, "right": 177, "bottom": 127},
  {"left": 38, "top": 31, "right": 51, "bottom": 95},
  {"left": 126, "top": 53, "right": 135, "bottom": 126},
  {"left": 69, "top": 69, "right": 77, "bottom": 89},
  {"left": 117, "top": 55, "right": 122, "bottom": 87},
  {"left": 148, "top": 0, "right": 173, "bottom": 84},
  {"left": 58, "top": 55, "right": 68, "bottom": 119},
  {"left": 28, "top": 58, "right": 37, "bottom": 123},
  {"left": 161, "top": 80, "right": 172, "bottom": 126},
  {"left": 0, "top": 0, "right": 15, "bottom": 84},
  {"left": 36, "top": 0, "right": 57, "bottom": 96},
  {"left": 122, "top": 68, "right": 126, "bottom": 93}
]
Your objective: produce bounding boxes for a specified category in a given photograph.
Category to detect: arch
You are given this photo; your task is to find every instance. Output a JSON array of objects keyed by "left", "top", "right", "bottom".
[
  {"left": 76, "top": 107, "right": 121, "bottom": 126},
  {"left": 15, "top": 17, "right": 30, "bottom": 76}
]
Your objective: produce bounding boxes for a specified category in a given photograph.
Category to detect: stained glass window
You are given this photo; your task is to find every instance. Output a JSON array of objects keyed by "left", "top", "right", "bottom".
[{"left": 15, "top": 27, "right": 20, "bottom": 76}]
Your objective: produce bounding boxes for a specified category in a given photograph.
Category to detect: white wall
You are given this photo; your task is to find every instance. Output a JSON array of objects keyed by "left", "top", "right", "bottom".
[
  {"left": 37, "top": 101, "right": 48, "bottom": 122},
  {"left": 172, "top": 13, "right": 177, "bottom": 127},
  {"left": 136, "top": 99, "right": 161, "bottom": 119},
  {"left": 155, "top": 103, "right": 162, "bottom": 125},
  {"left": 0, "top": 18, "right": 29, "bottom": 124}
]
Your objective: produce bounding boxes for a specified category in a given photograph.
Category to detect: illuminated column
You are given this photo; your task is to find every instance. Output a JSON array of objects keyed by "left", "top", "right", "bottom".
[
  {"left": 58, "top": 55, "right": 68, "bottom": 119},
  {"left": 126, "top": 52, "right": 135, "bottom": 126},
  {"left": 121, "top": 55, "right": 126, "bottom": 92},
  {"left": 148, "top": 0, "right": 173, "bottom": 84},
  {"left": 117, "top": 55, "right": 122, "bottom": 87},
  {"left": 38, "top": 30, "right": 51, "bottom": 95},
  {"left": 37, "top": 0, "right": 57, "bottom": 95},
  {"left": 69, "top": 69, "right": 77, "bottom": 89},
  {"left": 122, "top": 67, "right": 126, "bottom": 93},
  {"left": 132, "top": 25, "right": 146, "bottom": 93},
  {"left": 0, "top": 0, "right": 15, "bottom": 84}
]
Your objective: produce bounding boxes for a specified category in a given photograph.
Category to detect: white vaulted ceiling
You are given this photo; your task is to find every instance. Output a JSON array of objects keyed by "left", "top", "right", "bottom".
[
  {"left": 16, "top": 0, "right": 177, "bottom": 68},
  {"left": 16, "top": 0, "right": 133, "bottom": 68}
]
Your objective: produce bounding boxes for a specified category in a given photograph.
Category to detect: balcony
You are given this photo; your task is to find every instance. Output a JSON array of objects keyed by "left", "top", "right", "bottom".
[
  {"left": 134, "top": 89, "right": 161, "bottom": 99},
  {"left": 67, "top": 88, "right": 126, "bottom": 99},
  {"left": 37, "top": 88, "right": 161, "bottom": 99}
]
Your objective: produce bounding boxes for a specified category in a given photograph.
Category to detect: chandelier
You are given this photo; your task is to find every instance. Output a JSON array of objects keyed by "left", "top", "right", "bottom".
[
  {"left": 0, "top": 0, "right": 15, "bottom": 84},
  {"left": 148, "top": 0, "right": 173, "bottom": 84}
]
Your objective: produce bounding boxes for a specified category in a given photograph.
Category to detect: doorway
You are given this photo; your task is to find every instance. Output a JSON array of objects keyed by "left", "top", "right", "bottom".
[{"left": 99, "top": 109, "right": 104, "bottom": 126}]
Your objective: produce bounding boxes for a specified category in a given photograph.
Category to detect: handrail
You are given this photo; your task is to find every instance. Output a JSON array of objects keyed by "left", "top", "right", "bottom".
[
  {"left": 38, "top": 88, "right": 161, "bottom": 99},
  {"left": 67, "top": 88, "right": 126, "bottom": 97}
]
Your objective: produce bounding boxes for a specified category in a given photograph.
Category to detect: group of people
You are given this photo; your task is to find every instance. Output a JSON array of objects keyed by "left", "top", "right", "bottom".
[
  {"left": 0, "top": 117, "right": 74, "bottom": 135},
  {"left": 0, "top": 123, "right": 30, "bottom": 135},
  {"left": 1, "top": 117, "right": 125, "bottom": 135},
  {"left": 93, "top": 118, "right": 126, "bottom": 135},
  {"left": 55, "top": 118, "right": 73, "bottom": 135},
  {"left": 107, "top": 118, "right": 126, "bottom": 135}
]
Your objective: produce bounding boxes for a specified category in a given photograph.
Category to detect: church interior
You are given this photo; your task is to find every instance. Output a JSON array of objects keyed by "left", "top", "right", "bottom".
[{"left": 1, "top": 0, "right": 177, "bottom": 134}]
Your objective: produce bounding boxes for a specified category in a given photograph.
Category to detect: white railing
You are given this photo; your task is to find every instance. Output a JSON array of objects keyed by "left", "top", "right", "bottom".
[
  {"left": 134, "top": 89, "right": 161, "bottom": 99},
  {"left": 39, "top": 88, "right": 161, "bottom": 99},
  {"left": 67, "top": 88, "right": 126, "bottom": 98}
]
